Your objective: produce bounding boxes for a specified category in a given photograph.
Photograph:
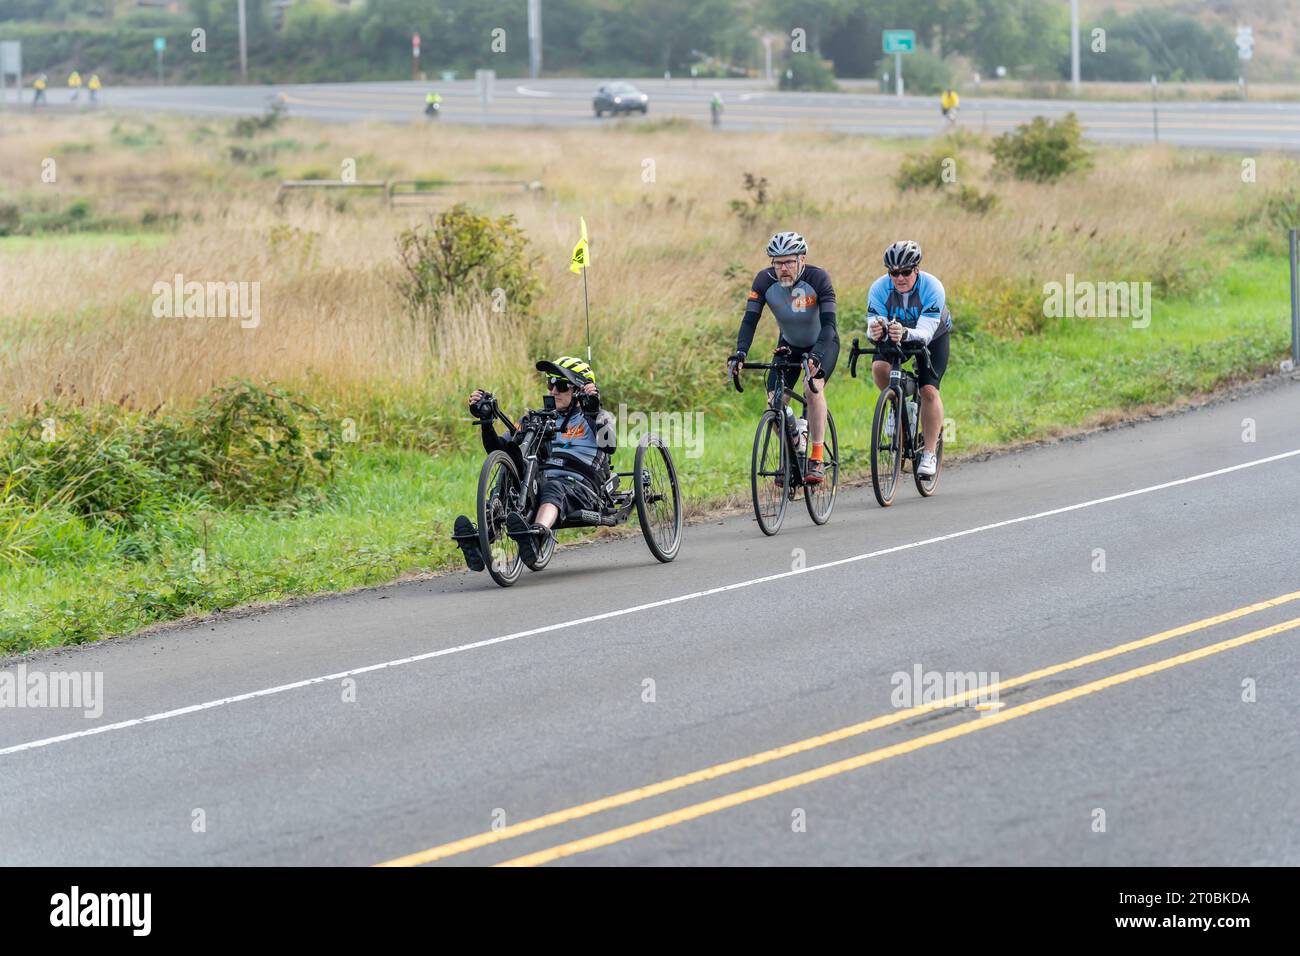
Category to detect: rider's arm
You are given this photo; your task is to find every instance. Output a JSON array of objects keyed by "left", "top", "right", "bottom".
[
  {"left": 736, "top": 270, "right": 774, "bottom": 356},
  {"left": 903, "top": 273, "right": 947, "bottom": 345},
  {"left": 866, "top": 275, "right": 890, "bottom": 335},
  {"left": 809, "top": 268, "right": 839, "bottom": 364}
]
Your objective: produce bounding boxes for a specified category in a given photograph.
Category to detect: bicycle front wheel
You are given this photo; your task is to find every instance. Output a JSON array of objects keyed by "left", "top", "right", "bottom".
[
  {"left": 870, "top": 388, "right": 902, "bottom": 507},
  {"left": 751, "top": 409, "right": 788, "bottom": 536}
]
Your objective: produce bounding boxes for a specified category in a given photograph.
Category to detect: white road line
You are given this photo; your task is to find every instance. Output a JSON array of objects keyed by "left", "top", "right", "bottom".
[
  {"left": 3, "top": 447, "right": 1298, "bottom": 758},
  {"left": 515, "top": 85, "right": 554, "bottom": 97}
]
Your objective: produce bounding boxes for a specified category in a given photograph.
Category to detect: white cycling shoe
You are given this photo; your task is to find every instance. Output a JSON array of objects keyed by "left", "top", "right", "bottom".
[{"left": 917, "top": 450, "right": 937, "bottom": 478}]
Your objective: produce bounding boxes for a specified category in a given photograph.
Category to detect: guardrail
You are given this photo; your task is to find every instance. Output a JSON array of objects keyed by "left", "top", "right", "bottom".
[{"left": 276, "top": 178, "right": 543, "bottom": 207}]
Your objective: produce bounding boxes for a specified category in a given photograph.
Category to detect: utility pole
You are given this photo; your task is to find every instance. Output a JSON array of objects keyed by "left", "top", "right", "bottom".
[
  {"left": 238, "top": 0, "right": 248, "bottom": 83},
  {"left": 1070, "top": 0, "right": 1080, "bottom": 93},
  {"left": 527, "top": 0, "right": 542, "bottom": 80}
]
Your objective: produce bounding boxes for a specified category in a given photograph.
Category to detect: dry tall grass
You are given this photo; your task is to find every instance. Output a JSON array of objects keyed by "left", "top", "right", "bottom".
[{"left": 0, "top": 111, "right": 1262, "bottom": 420}]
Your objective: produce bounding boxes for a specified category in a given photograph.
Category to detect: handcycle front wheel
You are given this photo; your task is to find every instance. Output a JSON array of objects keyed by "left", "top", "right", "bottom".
[
  {"left": 804, "top": 408, "right": 839, "bottom": 525},
  {"left": 870, "top": 387, "right": 902, "bottom": 507},
  {"left": 634, "top": 434, "right": 682, "bottom": 563},
  {"left": 750, "top": 408, "right": 788, "bottom": 536},
  {"left": 477, "top": 450, "right": 524, "bottom": 587}
]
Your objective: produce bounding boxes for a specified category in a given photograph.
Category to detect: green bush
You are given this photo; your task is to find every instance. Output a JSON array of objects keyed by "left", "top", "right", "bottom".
[
  {"left": 991, "top": 112, "right": 1091, "bottom": 183},
  {"left": 779, "top": 55, "right": 838, "bottom": 92},
  {"left": 892, "top": 48, "right": 956, "bottom": 96},
  {"left": 395, "top": 203, "right": 542, "bottom": 320},
  {"left": 949, "top": 184, "right": 999, "bottom": 215},
  {"left": 894, "top": 149, "right": 954, "bottom": 192}
]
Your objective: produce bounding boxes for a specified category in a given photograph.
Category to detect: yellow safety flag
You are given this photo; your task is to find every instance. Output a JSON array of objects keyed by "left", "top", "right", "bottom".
[{"left": 569, "top": 216, "right": 589, "bottom": 274}]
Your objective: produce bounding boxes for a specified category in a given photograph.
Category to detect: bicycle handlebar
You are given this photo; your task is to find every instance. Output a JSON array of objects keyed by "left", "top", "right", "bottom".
[
  {"left": 848, "top": 336, "right": 931, "bottom": 379},
  {"left": 731, "top": 347, "right": 821, "bottom": 394}
]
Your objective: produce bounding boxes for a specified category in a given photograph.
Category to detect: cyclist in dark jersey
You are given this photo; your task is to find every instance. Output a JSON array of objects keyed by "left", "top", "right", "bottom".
[
  {"left": 727, "top": 231, "right": 839, "bottom": 484},
  {"left": 866, "top": 239, "right": 952, "bottom": 478},
  {"left": 453, "top": 355, "right": 615, "bottom": 572}
]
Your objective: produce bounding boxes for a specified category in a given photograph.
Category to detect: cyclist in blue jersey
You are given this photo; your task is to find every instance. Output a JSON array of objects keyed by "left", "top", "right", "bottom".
[
  {"left": 727, "top": 231, "right": 839, "bottom": 485},
  {"left": 866, "top": 240, "right": 951, "bottom": 479}
]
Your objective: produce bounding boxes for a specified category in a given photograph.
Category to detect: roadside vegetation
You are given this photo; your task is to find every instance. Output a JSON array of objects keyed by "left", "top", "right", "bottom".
[{"left": 0, "top": 108, "right": 1295, "bottom": 652}]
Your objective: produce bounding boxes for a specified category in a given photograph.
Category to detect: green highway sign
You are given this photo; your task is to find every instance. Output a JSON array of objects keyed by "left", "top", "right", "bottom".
[{"left": 883, "top": 30, "right": 916, "bottom": 54}]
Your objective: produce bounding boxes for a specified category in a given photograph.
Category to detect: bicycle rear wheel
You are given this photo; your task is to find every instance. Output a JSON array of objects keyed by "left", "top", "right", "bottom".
[
  {"left": 804, "top": 409, "right": 838, "bottom": 525},
  {"left": 870, "top": 388, "right": 902, "bottom": 507},
  {"left": 914, "top": 423, "right": 943, "bottom": 497},
  {"left": 751, "top": 409, "right": 788, "bottom": 536}
]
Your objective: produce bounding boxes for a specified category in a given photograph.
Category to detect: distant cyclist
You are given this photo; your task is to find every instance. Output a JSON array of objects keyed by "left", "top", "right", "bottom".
[
  {"left": 866, "top": 240, "right": 951, "bottom": 479},
  {"left": 425, "top": 91, "right": 442, "bottom": 117},
  {"left": 32, "top": 73, "right": 47, "bottom": 106},
  {"left": 728, "top": 231, "right": 839, "bottom": 485},
  {"left": 68, "top": 70, "right": 82, "bottom": 103},
  {"left": 940, "top": 88, "right": 959, "bottom": 126}
]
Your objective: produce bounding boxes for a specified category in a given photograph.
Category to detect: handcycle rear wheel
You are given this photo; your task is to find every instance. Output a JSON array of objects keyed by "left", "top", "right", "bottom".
[
  {"left": 750, "top": 408, "right": 788, "bottom": 536},
  {"left": 870, "top": 387, "right": 902, "bottom": 507},
  {"left": 477, "top": 450, "right": 524, "bottom": 587},
  {"left": 634, "top": 434, "right": 682, "bottom": 563}
]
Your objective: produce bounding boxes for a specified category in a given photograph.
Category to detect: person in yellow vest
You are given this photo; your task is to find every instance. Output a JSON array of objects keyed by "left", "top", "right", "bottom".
[
  {"left": 940, "top": 88, "right": 959, "bottom": 126},
  {"left": 68, "top": 70, "right": 82, "bottom": 102},
  {"left": 32, "top": 73, "right": 47, "bottom": 106},
  {"left": 88, "top": 74, "right": 101, "bottom": 104}
]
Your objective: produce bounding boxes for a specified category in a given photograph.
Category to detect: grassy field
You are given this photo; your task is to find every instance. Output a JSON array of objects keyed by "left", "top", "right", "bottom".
[{"left": 1, "top": 109, "right": 1295, "bottom": 653}]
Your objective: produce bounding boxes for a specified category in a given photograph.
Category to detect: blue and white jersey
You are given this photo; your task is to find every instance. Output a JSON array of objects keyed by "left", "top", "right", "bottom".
[{"left": 866, "top": 270, "right": 952, "bottom": 345}]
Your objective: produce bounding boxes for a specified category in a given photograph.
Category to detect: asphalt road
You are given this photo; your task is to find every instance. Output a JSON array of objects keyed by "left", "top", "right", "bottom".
[
  {"left": 7, "top": 78, "right": 1300, "bottom": 150},
  {"left": 2, "top": 374, "right": 1298, "bottom": 866}
]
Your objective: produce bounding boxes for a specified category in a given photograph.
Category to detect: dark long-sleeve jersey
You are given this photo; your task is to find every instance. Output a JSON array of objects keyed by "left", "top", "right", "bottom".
[{"left": 736, "top": 264, "right": 838, "bottom": 360}]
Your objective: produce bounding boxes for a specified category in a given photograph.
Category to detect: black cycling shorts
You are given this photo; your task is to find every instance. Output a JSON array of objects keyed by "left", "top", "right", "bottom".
[
  {"left": 873, "top": 331, "right": 949, "bottom": 391},
  {"left": 766, "top": 334, "right": 840, "bottom": 394},
  {"left": 538, "top": 473, "right": 601, "bottom": 524}
]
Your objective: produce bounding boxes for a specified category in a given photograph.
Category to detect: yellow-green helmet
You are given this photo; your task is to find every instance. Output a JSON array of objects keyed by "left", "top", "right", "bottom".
[{"left": 536, "top": 355, "right": 595, "bottom": 386}]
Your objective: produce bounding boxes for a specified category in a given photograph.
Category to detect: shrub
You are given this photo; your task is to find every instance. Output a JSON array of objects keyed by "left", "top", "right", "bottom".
[
  {"left": 949, "top": 185, "right": 998, "bottom": 215},
  {"left": 779, "top": 55, "right": 838, "bottom": 92},
  {"left": 395, "top": 203, "right": 542, "bottom": 319},
  {"left": 728, "top": 173, "right": 769, "bottom": 229},
  {"left": 231, "top": 101, "right": 288, "bottom": 138},
  {"left": 894, "top": 149, "right": 954, "bottom": 192},
  {"left": 991, "top": 113, "right": 1091, "bottom": 183}
]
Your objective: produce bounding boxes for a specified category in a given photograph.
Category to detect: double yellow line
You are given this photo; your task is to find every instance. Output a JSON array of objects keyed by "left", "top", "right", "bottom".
[{"left": 377, "top": 589, "right": 1300, "bottom": 867}]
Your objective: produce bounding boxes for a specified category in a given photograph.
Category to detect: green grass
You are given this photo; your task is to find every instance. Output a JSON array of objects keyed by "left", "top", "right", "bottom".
[
  {"left": 0, "top": 254, "right": 1293, "bottom": 655},
  {"left": 0, "top": 232, "right": 168, "bottom": 251}
]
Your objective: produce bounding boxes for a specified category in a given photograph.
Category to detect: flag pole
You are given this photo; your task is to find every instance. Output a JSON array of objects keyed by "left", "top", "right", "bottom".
[{"left": 583, "top": 265, "right": 591, "bottom": 364}]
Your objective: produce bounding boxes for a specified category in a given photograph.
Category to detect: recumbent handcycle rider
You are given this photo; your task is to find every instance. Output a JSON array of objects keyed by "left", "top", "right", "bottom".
[{"left": 452, "top": 355, "right": 615, "bottom": 571}]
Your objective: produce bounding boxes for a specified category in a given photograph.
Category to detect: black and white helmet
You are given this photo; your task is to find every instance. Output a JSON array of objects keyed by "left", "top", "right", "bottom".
[
  {"left": 883, "top": 240, "right": 922, "bottom": 271},
  {"left": 766, "top": 231, "right": 808, "bottom": 258}
]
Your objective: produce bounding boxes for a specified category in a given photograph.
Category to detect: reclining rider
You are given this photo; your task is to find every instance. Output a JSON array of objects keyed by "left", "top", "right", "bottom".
[{"left": 453, "top": 356, "right": 616, "bottom": 571}]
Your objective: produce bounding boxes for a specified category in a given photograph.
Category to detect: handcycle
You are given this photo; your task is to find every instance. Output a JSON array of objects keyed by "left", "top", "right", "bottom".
[
  {"left": 461, "top": 391, "right": 683, "bottom": 587},
  {"left": 848, "top": 334, "right": 943, "bottom": 506},
  {"left": 731, "top": 346, "right": 839, "bottom": 535}
]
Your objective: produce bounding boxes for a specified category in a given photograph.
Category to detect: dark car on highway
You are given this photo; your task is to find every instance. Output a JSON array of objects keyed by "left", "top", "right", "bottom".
[{"left": 593, "top": 82, "right": 648, "bottom": 117}]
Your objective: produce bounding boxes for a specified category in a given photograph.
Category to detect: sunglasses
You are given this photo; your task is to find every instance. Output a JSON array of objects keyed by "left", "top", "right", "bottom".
[
  {"left": 547, "top": 378, "right": 572, "bottom": 393},
  {"left": 889, "top": 267, "right": 916, "bottom": 278}
]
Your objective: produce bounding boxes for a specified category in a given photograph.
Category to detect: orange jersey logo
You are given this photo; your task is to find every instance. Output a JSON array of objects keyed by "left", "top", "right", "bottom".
[
  {"left": 560, "top": 420, "right": 588, "bottom": 440},
  {"left": 747, "top": 290, "right": 760, "bottom": 301},
  {"left": 792, "top": 293, "right": 817, "bottom": 310}
]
